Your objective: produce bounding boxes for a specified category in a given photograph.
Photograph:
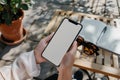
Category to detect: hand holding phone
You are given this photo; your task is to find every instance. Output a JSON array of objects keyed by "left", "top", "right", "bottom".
[
  {"left": 34, "top": 33, "right": 54, "bottom": 64},
  {"left": 60, "top": 41, "right": 78, "bottom": 69},
  {"left": 42, "top": 18, "right": 82, "bottom": 66}
]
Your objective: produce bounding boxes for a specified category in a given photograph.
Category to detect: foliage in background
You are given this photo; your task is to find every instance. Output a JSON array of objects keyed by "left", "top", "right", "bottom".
[{"left": 0, "top": 0, "right": 31, "bottom": 25}]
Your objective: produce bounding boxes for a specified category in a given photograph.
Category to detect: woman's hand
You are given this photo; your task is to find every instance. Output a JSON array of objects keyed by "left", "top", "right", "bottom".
[
  {"left": 57, "top": 41, "right": 78, "bottom": 80},
  {"left": 34, "top": 33, "right": 54, "bottom": 64},
  {"left": 60, "top": 41, "right": 77, "bottom": 69},
  {"left": 34, "top": 32, "right": 78, "bottom": 80}
]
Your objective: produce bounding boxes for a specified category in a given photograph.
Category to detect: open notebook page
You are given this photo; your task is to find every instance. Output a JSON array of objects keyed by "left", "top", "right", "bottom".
[
  {"left": 79, "top": 18, "right": 106, "bottom": 44},
  {"left": 97, "top": 26, "right": 120, "bottom": 55}
]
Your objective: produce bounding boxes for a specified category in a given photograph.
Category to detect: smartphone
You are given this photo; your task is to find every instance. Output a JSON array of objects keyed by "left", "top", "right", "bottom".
[{"left": 42, "top": 18, "right": 82, "bottom": 66}]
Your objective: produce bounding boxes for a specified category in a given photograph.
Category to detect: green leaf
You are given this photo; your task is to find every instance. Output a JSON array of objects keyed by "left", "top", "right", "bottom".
[
  {"left": 0, "top": 4, "right": 3, "bottom": 11},
  {"left": 18, "top": 0, "right": 22, "bottom": 8},
  {"left": 0, "top": 0, "right": 6, "bottom": 5},
  {"left": 20, "top": 4, "right": 28, "bottom": 10},
  {"left": 5, "top": 18, "right": 11, "bottom": 25},
  {"left": 24, "top": 0, "right": 30, "bottom": 3},
  {"left": 2, "top": 13, "right": 12, "bottom": 25}
]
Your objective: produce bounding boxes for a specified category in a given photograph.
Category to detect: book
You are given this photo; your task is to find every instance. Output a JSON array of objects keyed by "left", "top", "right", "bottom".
[{"left": 79, "top": 18, "right": 120, "bottom": 55}]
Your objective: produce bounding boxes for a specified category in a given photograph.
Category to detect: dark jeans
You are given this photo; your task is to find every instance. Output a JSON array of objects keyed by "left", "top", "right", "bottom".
[
  {"left": 45, "top": 74, "right": 58, "bottom": 80},
  {"left": 45, "top": 70, "right": 83, "bottom": 80},
  {"left": 33, "top": 74, "right": 58, "bottom": 80},
  {"left": 34, "top": 70, "right": 84, "bottom": 80}
]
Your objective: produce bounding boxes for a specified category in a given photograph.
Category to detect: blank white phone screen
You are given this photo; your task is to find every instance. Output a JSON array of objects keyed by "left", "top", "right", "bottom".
[{"left": 42, "top": 18, "right": 82, "bottom": 66}]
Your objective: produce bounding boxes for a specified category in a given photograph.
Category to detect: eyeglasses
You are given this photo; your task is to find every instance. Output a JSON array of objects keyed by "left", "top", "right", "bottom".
[{"left": 76, "top": 36, "right": 99, "bottom": 56}]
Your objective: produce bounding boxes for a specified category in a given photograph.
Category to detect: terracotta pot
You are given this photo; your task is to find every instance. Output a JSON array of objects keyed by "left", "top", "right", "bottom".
[{"left": 0, "top": 10, "right": 27, "bottom": 45}]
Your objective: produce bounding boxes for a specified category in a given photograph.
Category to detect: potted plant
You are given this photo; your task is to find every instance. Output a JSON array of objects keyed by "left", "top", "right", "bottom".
[{"left": 0, "top": 0, "right": 31, "bottom": 45}]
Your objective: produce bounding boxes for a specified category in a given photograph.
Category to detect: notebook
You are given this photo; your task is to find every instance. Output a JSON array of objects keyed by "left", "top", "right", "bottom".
[{"left": 79, "top": 18, "right": 120, "bottom": 55}]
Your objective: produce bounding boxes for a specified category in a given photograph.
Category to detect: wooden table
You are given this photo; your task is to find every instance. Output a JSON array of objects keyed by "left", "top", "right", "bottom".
[{"left": 43, "top": 9, "right": 120, "bottom": 79}]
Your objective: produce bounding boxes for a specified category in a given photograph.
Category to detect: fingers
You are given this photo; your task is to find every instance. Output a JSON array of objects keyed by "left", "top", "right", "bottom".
[
  {"left": 59, "top": 41, "right": 78, "bottom": 69},
  {"left": 69, "top": 41, "right": 77, "bottom": 55},
  {"left": 44, "top": 32, "right": 54, "bottom": 42}
]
